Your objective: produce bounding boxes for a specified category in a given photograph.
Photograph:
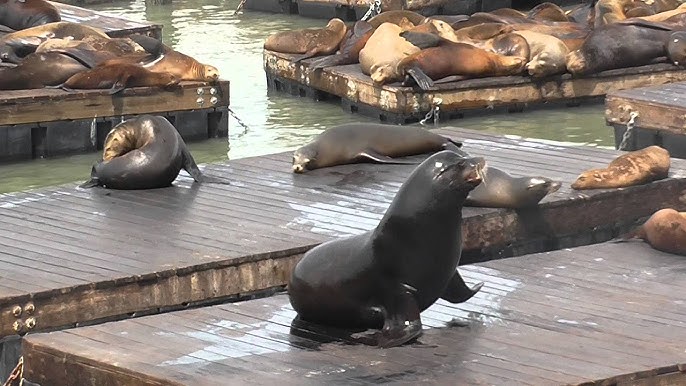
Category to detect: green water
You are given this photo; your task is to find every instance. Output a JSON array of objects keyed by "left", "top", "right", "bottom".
[{"left": 0, "top": 0, "right": 614, "bottom": 193}]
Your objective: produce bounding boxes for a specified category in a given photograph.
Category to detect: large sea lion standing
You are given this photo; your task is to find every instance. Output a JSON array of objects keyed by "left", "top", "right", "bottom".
[
  {"left": 0, "top": 0, "right": 60, "bottom": 31},
  {"left": 263, "top": 18, "right": 348, "bottom": 62},
  {"left": 288, "top": 151, "right": 485, "bottom": 348},
  {"left": 80, "top": 115, "right": 221, "bottom": 190},
  {"left": 465, "top": 166, "right": 561, "bottom": 209},
  {"left": 292, "top": 123, "right": 466, "bottom": 173},
  {"left": 619, "top": 208, "right": 686, "bottom": 255},
  {"left": 571, "top": 145, "right": 670, "bottom": 190}
]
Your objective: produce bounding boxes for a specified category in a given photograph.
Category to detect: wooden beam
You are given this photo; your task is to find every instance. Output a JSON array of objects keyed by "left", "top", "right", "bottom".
[
  {"left": 0, "top": 81, "right": 230, "bottom": 126},
  {"left": 606, "top": 83, "right": 686, "bottom": 135}
]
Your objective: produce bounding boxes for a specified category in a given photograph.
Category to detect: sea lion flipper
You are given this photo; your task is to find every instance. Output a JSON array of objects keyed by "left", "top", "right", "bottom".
[
  {"left": 309, "top": 54, "right": 345, "bottom": 70},
  {"left": 404, "top": 66, "right": 434, "bottom": 91},
  {"left": 128, "top": 34, "right": 165, "bottom": 56},
  {"left": 179, "top": 145, "right": 205, "bottom": 183},
  {"left": 292, "top": 50, "right": 318, "bottom": 63},
  {"left": 441, "top": 271, "right": 483, "bottom": 303},
  {"left": 356, "top": 150, "right": 417, "bottom": 165},
  {"left": 377, "top": 282, "right": 423, "bottom": 348},
  {"left": 399, "top": 31, "right": 442, "bottom": 49}
]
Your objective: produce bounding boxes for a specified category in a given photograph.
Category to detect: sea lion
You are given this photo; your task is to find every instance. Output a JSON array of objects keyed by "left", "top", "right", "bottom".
[
  {"left": 0, "top": 51, "right": 86, "bottom": 90},
  {"left": 527, "top": 2, "right": 570, "bottom": 22},
  {"left": 506, "top": 22, "right": 589, "bottom": 51},
  {"left": 668, "top": 31, "right": 686, "bottom": 65},
  {"left": 566, "top": 2, "right": 595, "bottom": 25},
  {"left": 465, "top": 166, "right": 561, "bottom": 209},
  {"left": 263, "top": 18, "right": 347, "bottom": 62},
  {"left": 445, "top": 24, "right": 530, "bottom": 60},
  {"left": 513, "top": 30, "right": 569, "bottom": 77},
  {"left": 58, "top": 63, "right": 179, "bottom": 94},
  {"left": 367, "top": 10, "right": 427, "bottom": 28},
  {"left": 292, "top": 123, "right": 466, "bottom": 173},
  {"left": 358, "top": 22, "right": 420, "bottom": 85},
  {"left": 288, "top": 151, "right": 485, "bottom": 348},
  {"left": 404, "top": 19, "right": 459, "bottom": 42},
  {"left": 80, "top": 115, "right": 216, "bottom": 190},
  {"left": 636, "top": 3, "right": 686, "bottom": 22},
  {"left": 36, "top": 36, "right": 144, "bottom": 57},
  {"left": 309, "top": 21, "right": 374, "bottom": 70},
  {"left": 33, "top": 39, "right": 117, "bottom": 68},
  {"left": 619, "top": 208, "right": 686, "bottom": 256},
  {"left": 571, "top": 145, "right": 670, "bottom": 190},
  {"left": 0, "top": 0, "right": 60, "bottom": 31},
  {"left": 566, "top": 21, "right": 676, "bottom": 75},
  {"left": 0, "top": 21, "right": 108, "bottom": 63},
  {"left": 396, "top": 33, "right": 526, "bottom": 90}
]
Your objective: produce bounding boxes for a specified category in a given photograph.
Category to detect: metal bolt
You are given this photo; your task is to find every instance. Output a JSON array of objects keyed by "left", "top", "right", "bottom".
[
  {"left": 12, "top": 306, "right": 21, "bottom": 317},
  {"left": 210, "top": 88, "right": 217, "bottom": 95},
  {"left": 210, "top": 96, "right": 218, "bottom": 105},
  {"left": 25, "top": 317, "right": 36, "bottom": 330},
  {"left": 24, "top": 303, "right": 35, "bottom": 315},
  {"left": 12, "top": 320, "right": 22, "bottom": 332},
  {"left": 196, "top": 97, "right": 205, "bottom": 106},
  {"left": 197, "top": 88, "right": 205, "bottom": 95}
]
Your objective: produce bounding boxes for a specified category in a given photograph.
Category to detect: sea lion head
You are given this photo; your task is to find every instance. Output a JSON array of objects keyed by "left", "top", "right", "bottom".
[
  {"left": 292, "top": 144, "right": 318, "bottom": 173},
  {"left": 667, "top": 31, "right": 686, "bottom": 66},
  {"left": 571, "top": 169, "right": 608, "bottom": 189},
  {"left": 428, "top": 19, "right": 459, "bottom": 42},
  {"left": 202, "top": 64, "right": 220, "bottom": 81},
  {"left": 519, "top": 176, "right": 562, "bottom": 204},
  {"left": 369, "top": 63, "right": 396, "bottom": 85},
  {"left": 565, "top": 50, "right": 587, "bottom": 75},
  {"left": 526, "top": 52, "right": 562, "bottom": 77},
  {"left": 420, "top": 151, "right": 485, "bottom": 193},
  {"left": 326, "top": 18, "right": 347, "bottom": 34}
]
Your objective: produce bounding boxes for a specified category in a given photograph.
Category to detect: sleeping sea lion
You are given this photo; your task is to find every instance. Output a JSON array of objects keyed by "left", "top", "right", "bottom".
[
  {"left": 367, "top": 10, "right": 427, "bottom": 28},
  {"left": 309, "top": 20, "right": 374, "bottom": 70},
  {"left": 58, "top": 63, "right": 179, "bottom": 94},
  {"left": 288, "top": 151, "right": 485, "bottom": 348},
  {"left": 513, "top": 30, "right": 569, "bottom": 77},
  {"left": 618, "top": 208, "right": 686, "bottom": 256},
  {"left": 0, "top": 0, "right": 60, "bottom": 31},
  {"left": 264, "top": 18, "right": 348, "bottom": 62},
  {"left": 0, "top": 51, "right": 86, "bottom": 90},
  {"left": 358, "top": 22, "right": 420, "bottom": 85}
]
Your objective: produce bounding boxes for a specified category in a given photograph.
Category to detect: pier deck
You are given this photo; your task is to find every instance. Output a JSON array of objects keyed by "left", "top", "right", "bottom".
[
  {"left": 22, "top": 241, "right": 686, "bottom": 385},
  {"left": 2, "top": 128, "right": 686, "bottom": 338},
  {"left": 606, "top": 81, "right": 686, "bottom": 158},
  {"left": 265, "top": 50, "right": 686, "bottom": 123},
  {"left": 52, "top": 2, "right": 161, "bottom": 39}
]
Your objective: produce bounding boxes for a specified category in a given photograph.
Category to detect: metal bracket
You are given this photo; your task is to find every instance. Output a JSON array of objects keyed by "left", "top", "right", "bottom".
[{"left": 618, "top": 111, "right": 639, "bottom": 151}]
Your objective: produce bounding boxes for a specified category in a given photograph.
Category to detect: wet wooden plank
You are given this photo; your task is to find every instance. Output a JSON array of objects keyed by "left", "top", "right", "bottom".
[
  {"left": 3, "top": 128, "right": 686, "bottom": 338},
  {"left": 50, "top": 2, "right": 162, "bottom": 39},
  {"left": 0, "top": 81, "right": 229, "bottom": 126},
  {"left": 264, "top": 49, "right": 686, "bottom": 121},
  {"left": 22, "top": 241, "right": 686, "bottom": 385}
]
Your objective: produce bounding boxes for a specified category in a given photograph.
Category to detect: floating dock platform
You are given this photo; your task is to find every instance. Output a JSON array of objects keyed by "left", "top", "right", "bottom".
[
  {"left": 20, "top": 241, "right": 686, "bottom": 385},
  {"left": 606, "top": 82, "right": 686, "bottom": 158},
  {"left": 0, "top": 81, "right": 230, "bottom": 163},
  {"left": 1, "top": 128, "right": 686, "bottom": 341},
  {"left": 264, "top": 50, "right": 686, "bottom": 123}
]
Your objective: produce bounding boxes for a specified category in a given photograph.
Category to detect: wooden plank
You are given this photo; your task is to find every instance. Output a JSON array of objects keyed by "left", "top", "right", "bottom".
[
  {"left": 264, "top": 49, "right": 686, "bottom": 120},
  {"left": 606, "top": 82, "right": 686, "bottom": 135},
  {"left": 3, "top": 128, "right": 686, "bottom": 338},
  {"left": 0, "top": 81, "right": 229, "bottom": 126},
  {"left": 22, "top": 241, "right": 686, "bottom": 385},
  {"left": 50, "top": 2, "right": 163, "bottom": 39}
]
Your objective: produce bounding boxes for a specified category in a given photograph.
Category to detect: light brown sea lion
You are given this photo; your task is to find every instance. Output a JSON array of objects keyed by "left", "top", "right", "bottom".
[
  {"left": 447, "top": 23, "right": 530, "bottom": 60},
  {"left": 35, "top": 36, "right": 143, "bottom": 57},
  {"left": 367, "top": 10, "right": 427, "bottom": 28},
  {"left": 0, "top": 51, "right": 86, "bottom": 90},
  {"left": 291, "top": 122, "right": 467, "bottom": 173},
  {"left": 358, "top": 22, "right": 420, "bottom": 85},
  {"left": 264, "top": 18, "right": 347, "bottom": 62},
  {"left": 619, "top": 208, "right": 686, "bottom": 256},
  {"left": 404, "top": 19, "right": 459, "bottom": 42},
  {"left": 396, "top": 32, "right": 526, "bottom": 90},
  {"left": 571, "top": 146, "right": 670, "bottom": 190},
  {"left": 309, "top": 20, "right": 374, "bottom": 70},
  {"left": 527, "top": 2, "right": 570, "bottom": 22},
  {"left": 35, "top": 39, "right": 116, "bottom": 68},
  {"left": 507, "top": 22, "right": 590, "bottom": 51},
  {"left": 636, "top": 2, "right": 686, "bottom": 22},
  {"left": 0, "top": 0, "right": 60, "bottom": 31},
  {"left": 0, "top": 21, "right": 108, "bottom": 63},
  {"left": 58, "top": 63, "right": 179, "bottom": 95},
  {"left": 513, "top": 30, "right": 569, "bottom": 77}
]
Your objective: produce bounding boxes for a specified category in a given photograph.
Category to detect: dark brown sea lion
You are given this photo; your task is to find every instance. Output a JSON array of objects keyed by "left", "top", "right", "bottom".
[
  {"left": 288, "top": 151, "right": 484, "bottom": 348},
  {"left": 527, "top": 2, "right": 570, "bottom": 22},
  {"left": 668, "top": 31, "right": 686, "bottom": 65},
  {"left": 0, "top": 51, "right": 85, "bottom": 90},
  {"left": 619, "top": 208, "right": 686, "bottom": 256},
  {"left": 367, "top": 10, "right": 427, "bottom": 28},
  {"left": 292, "top": 123, "right": 466, "bottom": 173},
  {"left": 566, "top": 21, "right": 678, "bottom": 75},
  {"left": 264, "top": 18, "right": 348, "bottom": 62},
  {"left": 58, "top": 63, "right": 179, "bottom": 94},
  {"left": 465, "top": 166, "right": 561, "bottom": 209},
  {"left": 565, "top": 2, "right": 595, "bottom": 25},
  {"left": 397, "top": 32, "right": 526, "bottom": 90},
  {"left": 0, "top": 0, "right": 60, "bottom": 31},
  {"left": 309, "top": 21, "right": 374, "bottom": 70},
  {"left": 571, "top": 146, "right": 670, "bottom": 190}
]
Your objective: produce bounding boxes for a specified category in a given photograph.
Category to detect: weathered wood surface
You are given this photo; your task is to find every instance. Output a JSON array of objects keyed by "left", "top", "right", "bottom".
[
  {"left": 50, "top": 1, "right": 163, "bottom": 39},
  {"left": 0, "top": 81, "right": 229, "bottom": 126},
  {"left": 606, "top": 82, "right": 686, "bottom": 135},
  {"left": 22, "top": 241, "right": 686, "bottom": 386},
  {"left": 264, "top": 49, "right": 686, "bottom": 120},
  {"left": 3, "top": 128, "right": 686, "bottom": 338}
]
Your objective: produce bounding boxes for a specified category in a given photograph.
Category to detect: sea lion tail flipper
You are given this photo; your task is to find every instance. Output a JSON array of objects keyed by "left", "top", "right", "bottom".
[
  {"left": 376, "top": 282, "right": 423, "bottom": 348},
  {"left": 79, "top": 166, "right": 100, "bottom": 189},
  {"left": 440, "top": 270, "right": 484, "bottom": 304},
  {"left": 405, "top": 66, "right": 434, "bottom": 91},
  {"left": 128, "top": 34, "right": 165, "bottom": 56},
  {"left": 399, "top": 31, "right": 442, "bottom": 49},
  {"left": 356, "top": 150, "right": 418, "bottom": 165},
  {"left": 180, "top": 145, "right": 231, "bottom": 185}
]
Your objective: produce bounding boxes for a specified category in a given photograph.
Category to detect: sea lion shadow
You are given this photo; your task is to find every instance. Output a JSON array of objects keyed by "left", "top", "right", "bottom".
[{"left": 288, "top": 315, "right": 373, "bottom": 349}]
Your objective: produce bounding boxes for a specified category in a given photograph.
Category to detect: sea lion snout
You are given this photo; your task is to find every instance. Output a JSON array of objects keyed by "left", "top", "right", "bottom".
[
  {"left": 292, "top": 147, "right": 315, "bottom": 173},
  {"left": 461, "top": 156, "right": 486, "bottom": 185}
]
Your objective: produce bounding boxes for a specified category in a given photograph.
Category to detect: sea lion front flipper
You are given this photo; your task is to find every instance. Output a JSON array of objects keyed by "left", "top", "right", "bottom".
[
  {"left": 128, "top": 34, "right": 165, "bottom": 56},
  {"left": 404, "top": 65, "right": 434, "bottom": 91},
  {"left": 356, "top": 150, "right": 417, "bottom": 165},
  {"left": 377, "top": 283, "right": 423, "bottom": 348},
  {"left": 180, "top": 145, "right": 205, "bottom": 183},
  {"left": 399, "top": 31, "right": 443, "bottom": 49},
  {"left": 78, "top": 166, "right": 101, "bottom": 188},
  {"left": 440, "top": 270, "right": 483, "bottom": 303},
  {"left": 292, "top": 49, "right": 318, "bottom": 63}
]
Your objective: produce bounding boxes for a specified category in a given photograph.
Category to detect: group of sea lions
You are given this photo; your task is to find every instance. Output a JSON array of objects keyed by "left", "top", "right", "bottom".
[
  {"left": 264, "top": 2, "right": 686, "bottom": 89},
  {"left": 0, "top": 21, "right": 219, "bottom": 93}
]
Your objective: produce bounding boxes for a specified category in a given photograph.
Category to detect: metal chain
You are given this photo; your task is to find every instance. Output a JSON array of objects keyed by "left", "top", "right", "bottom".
[
  {"left": 617, "top": 111, "right": 639, "bottom": 151},
  {"left": 228, "top": 107, "right": 249, "bottom": 138},
  {"left": 419, "top": 99, "right": 442, "bottom": 126},
  {"left": 2, "top": 357, "right": 23, "bottom": 386},
  {"left": 361, "top": 0, "right": 382, "bottom": 21}
]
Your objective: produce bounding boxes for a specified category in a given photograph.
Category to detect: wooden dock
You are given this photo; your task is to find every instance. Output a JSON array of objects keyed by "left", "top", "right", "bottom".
[
  {"left": 2, "top": 128, "right": 686, "bottom": 339},
  {"left": 0, "top": 81, "right": 230, "bottom": 162},
  {"left": 51, "top": 2, "right": 161, "bottom": 39},
  {"left": 21, "top": 241, "right": 686, "bottom": 385},
  {"left": 264, "top": 50, "right": 686, "bottom": 123},
  {"left": 606, "top": 82, "right": 686, "bottom": 158}
]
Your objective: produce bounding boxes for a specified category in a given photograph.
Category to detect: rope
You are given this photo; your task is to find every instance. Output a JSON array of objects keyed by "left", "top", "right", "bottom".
[
  {"left": 361, "top": 0, "right": 382, "bottom": 21},
  {"left": 617, "top": 111, "right": 639, "bottom": 151},
  {"left": 419, "top": 99, "right": 442, "bottom": 126},
  {"left": 228, "top": 107, "right": 250, "bottom": 138}
]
